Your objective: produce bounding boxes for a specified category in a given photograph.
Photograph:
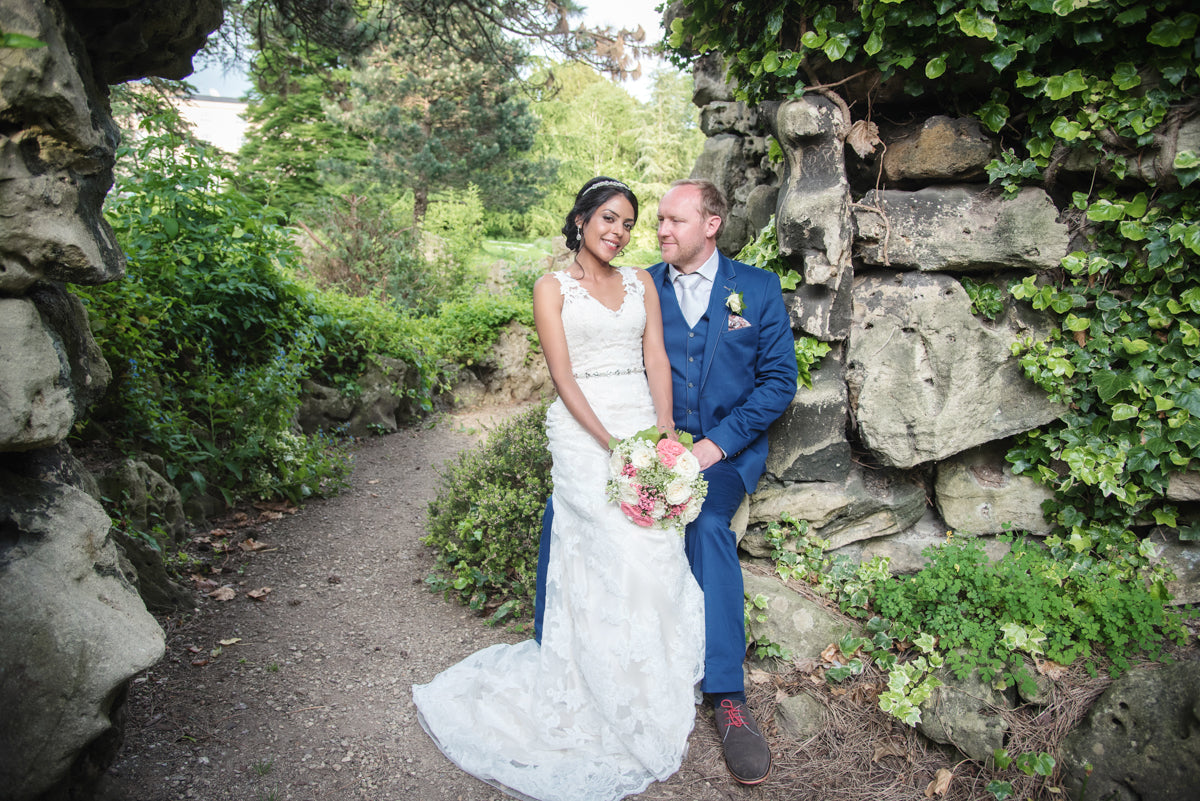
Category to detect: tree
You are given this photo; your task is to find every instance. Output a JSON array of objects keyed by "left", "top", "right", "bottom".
[
  {"left": 327, "top": 16, "right": 554, "bottom": 225},
  {"left": 205, "top": 0, "right": 648, "bottom": 90},
  {"left": 237, "top": 52, "right": 372, "bottom": 211}
]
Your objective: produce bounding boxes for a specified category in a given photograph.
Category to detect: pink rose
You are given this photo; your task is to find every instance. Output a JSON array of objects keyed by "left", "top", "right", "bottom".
[
  {"left": 620, "top": 502, "right": 654, "bottom": 527},
  {"left": 656, "top": 438, "right": 687, "bottom": 468}
]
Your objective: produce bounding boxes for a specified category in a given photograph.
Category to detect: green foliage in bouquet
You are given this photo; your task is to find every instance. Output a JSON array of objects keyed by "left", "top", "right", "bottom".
[{"left": 423, "top": 403, "right": 553, "bottom": 624}]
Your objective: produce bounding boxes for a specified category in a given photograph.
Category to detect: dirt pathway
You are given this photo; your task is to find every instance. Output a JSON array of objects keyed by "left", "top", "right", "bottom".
[{"left": 98, "top": 409, "right": 749, "bottom": 801}]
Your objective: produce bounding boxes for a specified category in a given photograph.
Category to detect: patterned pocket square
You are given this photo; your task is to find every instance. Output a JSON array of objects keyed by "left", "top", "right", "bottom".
[{"left": 727, "top": 314, "right": 752, "bottom": 331}]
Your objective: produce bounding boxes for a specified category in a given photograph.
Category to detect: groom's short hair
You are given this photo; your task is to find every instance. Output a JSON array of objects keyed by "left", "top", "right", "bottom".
[{"left": 670, "top": 178, "right": 728, "bottom": 238}]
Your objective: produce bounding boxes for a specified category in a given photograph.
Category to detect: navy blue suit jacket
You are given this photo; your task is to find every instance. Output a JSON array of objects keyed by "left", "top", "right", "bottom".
[{"left": 649, "top": 251, "right": 798, "bottom": 494}]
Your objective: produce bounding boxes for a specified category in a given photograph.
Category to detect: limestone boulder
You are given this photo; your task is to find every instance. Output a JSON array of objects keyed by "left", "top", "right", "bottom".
[
  {"left": 700, "top": 100, "right": 760, "bottom": 137},
  {"left": 0, "top": 472, "right": 164, "bottom": 801},
  {"left": 854, "top": 186, "right": 1069, "bottom": 273},
  {"left": 690, "top": 50, "right": 735, "bottom": 106},
  {"left": 768, "top": 98, "right": 854, "bottom": 343},
  {"left": 96, "top": 458, "right": 188, "bottom": 544},
  {"left": 765, "top": 355, "right": 851, "bottom": 483},
  {"left": 0, "top": 0, "right": 124, "bottom": 291},
  {"left": 1167, "top": 471, "right": 1200, "bottom": 502},
  {"left": 296, "top": 379, "right": 356, "bottom": 434},
  {"left": 1148, "top": 527, "right": 1200, "bottom": 606},
  {"left": 846, "top": 271, "right": 1065, "bottom": 468},
  {"left": 0, "top": 297, "right": 77, "bottom": 450},
  {"left": 773, "top": 691, "right": 825, "bottom": 742},
  {"left": 747, "top": 466, "right": 926, "bottom": 552},
  {"left": 917, "top": 662, "right": 1011, "bottom": 762},
  {"left": 693, "top": 133, "right": 775, "bottom": 255},
  {"left": 1060, "top": 661, "right": 1200, "bottom": 801},
  {"left": 743, "top": 570, "right": 860, "bottom": 664},
  {"left": 337, "top": 356, "right": 420, "bottom": 437},
  {"left": 473, "top": 321, "right": 553, "bottom": 405},
  {"left": 29, "top": 281, "right": 111, "bottom": 413},
  {"left": 881, "top": 116, "right": 995, "bottom": 185},
  {"left": 846, "top": 511, "right": 1013, "bottom": 575},
  {"left": 935, "top": 443, "right": 1054, "bottom": 535},
  {"left": 60, "top": 0, "right": 223, "bottom": 86}
]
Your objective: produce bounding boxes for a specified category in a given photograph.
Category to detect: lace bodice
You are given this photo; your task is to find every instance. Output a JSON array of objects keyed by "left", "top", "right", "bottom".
[{"left": 555, "top": 267, "right": 646, "bottom": 380}]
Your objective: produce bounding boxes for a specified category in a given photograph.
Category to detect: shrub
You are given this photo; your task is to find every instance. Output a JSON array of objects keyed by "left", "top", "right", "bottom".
[
  {"left": 873, "top": 536, "right": 1187, "bottom": 687},
  {"left": 423, "top": 403, "right": 553, "bottom": 624}
]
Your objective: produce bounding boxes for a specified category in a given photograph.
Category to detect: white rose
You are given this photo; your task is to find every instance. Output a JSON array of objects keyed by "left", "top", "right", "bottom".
[
  {"left": 673, "top": 451, "right": 700, "bottom": 481},
  {"left": 617, "top": 477, "right": 640, "bottom": 505},
  {"left": 681, "top": 499, "right": 702, "bottom": 523},
  {"left": 650, "top": 499, "right": 667, "bottom": 519},
  {"left": 609, "top": 448, "right": 626, "bottom": 477},
  {"left": 630, "top": 441, "right": 656, "bottom": 470},
  {"left": 664, "top": 478, "right": 692, "bottom": 505}
]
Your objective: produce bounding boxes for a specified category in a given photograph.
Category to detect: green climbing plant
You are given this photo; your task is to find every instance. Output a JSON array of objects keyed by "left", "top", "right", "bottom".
[{"left": 669, "top": 0, "right": 1200, "bottom": 575}]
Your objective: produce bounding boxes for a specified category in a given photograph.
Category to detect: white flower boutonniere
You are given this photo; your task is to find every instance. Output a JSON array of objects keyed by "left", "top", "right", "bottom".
[{"left": 725, "top": 291, "right": 746, "bottom": 315}]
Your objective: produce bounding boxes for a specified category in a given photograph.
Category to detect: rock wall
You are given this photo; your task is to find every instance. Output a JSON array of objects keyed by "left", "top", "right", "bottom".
[
  {"left": 0, "top": 1, "right": 221, "bottom": 798},
  {"left": 686, "top": 53, "right": 1200, "bottom": 579},
  {"left": 689, "top": 53, "right": 1200, "bottom": 785}
]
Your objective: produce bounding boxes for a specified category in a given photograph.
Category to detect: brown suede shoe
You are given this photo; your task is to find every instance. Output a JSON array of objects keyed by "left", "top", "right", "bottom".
[{"left": 714, "top": 698, "right": 772, "bottom": 785}]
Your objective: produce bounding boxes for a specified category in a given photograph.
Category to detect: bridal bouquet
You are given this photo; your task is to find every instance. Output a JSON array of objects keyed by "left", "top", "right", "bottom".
[{"left": 606, "top": 427, "right": 708, "bottom": 535}]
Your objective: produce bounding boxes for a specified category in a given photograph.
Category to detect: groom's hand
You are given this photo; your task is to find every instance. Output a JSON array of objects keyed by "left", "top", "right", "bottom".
[{"left": 693, "top": 438, "right": 724, "bottom": 471}]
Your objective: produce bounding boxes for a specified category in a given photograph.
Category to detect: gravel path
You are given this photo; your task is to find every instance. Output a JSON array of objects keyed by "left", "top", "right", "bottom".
[{"left": 98, "top": 409, "right": 752, "bottom": 801}]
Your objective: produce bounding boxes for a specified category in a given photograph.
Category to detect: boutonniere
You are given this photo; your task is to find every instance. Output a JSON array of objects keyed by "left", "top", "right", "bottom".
[{"left": 725, "top": 291, "right": 746, "bottom": 315}]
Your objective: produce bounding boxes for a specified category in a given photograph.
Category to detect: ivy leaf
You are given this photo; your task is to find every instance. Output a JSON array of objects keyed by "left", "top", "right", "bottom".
[
  {"left": 823, "top": 34, "right": 849, "bottom": 61},
  {"left": 1175, "top": 151, "right": 1200, "bottom": 188},
  {"left": 1, "top": 32, "right": 46, "bottom": 48},
  {"left": 1178, "top": 227, "right": 1200, "bottom": 259},
  {"left": 926, "top": 55, "right": 947, "bottom": 79},
  {"left": 800, "top": 31, "right": 826, "bottom": 49},
  {"left": 1086, "top": 199, "right": 1125, "bottom": 221},
  {"left": 1093, "top": 371, "right": 1130, "bottom": 403},
  {"left": 1111, "top": 63, "right": 1142, "bottom": 91},
  {"left": 955, "top": 9, "right": 998, "bottom": 40},
  {"left": 1045, "top": 70, "right": 1088, "bottom": 100},
  {"left": 1111, "top": 403, "right": 1139, "bottom": 421},
  {"left": 762, "top": 50, "right": 781, "bottom": 73},
  {"left": 984, "top": 44, "right": 1020, "bottom": 73},
  {"left": 1051, "top": 116, "right": 1083, "bottom": 140},
  {"left": 978, "top": 100, "right": 1009, "bottom": 133},
  {"left": 865, "top": 31, "right": 884, "bottom": 56},
  {"left": 1175, "top": 386, "right": 1200, "bottom": 416},
  {"left": 1119, "top": 221, "right": 1148, "bottom": 241},
  {"left": 1146, "top": 14, "right": 1199, "bottom": 48},
  {"left": 1119, "top": 337, "right": 1150, "bottom": 356}
]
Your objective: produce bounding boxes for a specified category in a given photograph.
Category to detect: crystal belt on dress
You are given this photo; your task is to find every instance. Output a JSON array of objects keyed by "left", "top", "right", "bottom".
[{"left": 573, "top": 367, "right": 645, "bottom": 379}]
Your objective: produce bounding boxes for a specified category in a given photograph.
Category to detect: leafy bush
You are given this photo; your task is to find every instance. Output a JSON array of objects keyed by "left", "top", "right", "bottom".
[
  {"left": 873, "top": 536, "right": 1187, "bottom": 686},
  {"left": 79, "top": 109, "right": 352, "bottom": 504},
  {"left": 423, "top": 403, "right": 553, "bottom": 623}
]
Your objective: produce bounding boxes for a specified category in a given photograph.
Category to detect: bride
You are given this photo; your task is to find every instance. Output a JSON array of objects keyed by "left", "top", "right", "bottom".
[{"left": 412, "top": 177, "right": 705, "bottom": 801}]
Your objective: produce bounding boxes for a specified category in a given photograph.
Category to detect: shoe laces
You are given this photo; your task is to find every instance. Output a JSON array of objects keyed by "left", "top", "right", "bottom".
[{"left": 719, "top": 699, "right": 747, "bottom": 728}]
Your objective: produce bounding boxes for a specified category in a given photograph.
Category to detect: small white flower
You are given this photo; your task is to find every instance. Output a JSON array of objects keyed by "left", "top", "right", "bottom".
[
  {"left": 725, "top": 291, "right": 745, "bottom": 315},
  {"left": 650, "top": 499, "right": 667, "bottom": 519}
]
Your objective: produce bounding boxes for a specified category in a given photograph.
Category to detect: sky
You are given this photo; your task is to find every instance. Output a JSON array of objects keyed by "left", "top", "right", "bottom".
[{"left": 189, "top": 0, "right": 669, "bottom": 100}]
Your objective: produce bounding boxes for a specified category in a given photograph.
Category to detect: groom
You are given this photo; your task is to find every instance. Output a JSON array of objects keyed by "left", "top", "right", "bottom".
[{"left": 535, "top": 179, "right": 797, "bottom": 785}]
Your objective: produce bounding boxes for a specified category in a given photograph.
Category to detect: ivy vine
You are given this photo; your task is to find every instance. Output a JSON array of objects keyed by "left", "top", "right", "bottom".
[{"left": 669, "top": 1, "right": 1200, "bottom": 565}]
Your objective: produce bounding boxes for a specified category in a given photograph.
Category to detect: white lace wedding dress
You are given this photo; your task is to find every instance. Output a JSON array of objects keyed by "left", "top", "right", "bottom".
[{"left": 413, "top": 266, "right": 706, "bottom": 801}]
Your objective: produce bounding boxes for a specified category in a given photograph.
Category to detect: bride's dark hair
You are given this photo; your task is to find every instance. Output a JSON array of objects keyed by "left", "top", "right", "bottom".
[{"left": 562, "top": 177, "right": 639, "bottom": 252}]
